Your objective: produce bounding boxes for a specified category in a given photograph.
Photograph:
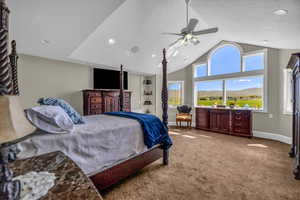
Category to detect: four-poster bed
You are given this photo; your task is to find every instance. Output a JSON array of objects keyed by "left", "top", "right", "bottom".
[
  {"left": 0, "top": 0, "right": 171, "bottom": 191},
  {"left": 90, "top": 50, "right": 170, "bottom": 190}
]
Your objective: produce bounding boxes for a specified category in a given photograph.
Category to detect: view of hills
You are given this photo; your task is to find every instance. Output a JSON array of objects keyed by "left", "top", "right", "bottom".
[{"left": 198, "top": 88, "right": 262, "bottom": 98}]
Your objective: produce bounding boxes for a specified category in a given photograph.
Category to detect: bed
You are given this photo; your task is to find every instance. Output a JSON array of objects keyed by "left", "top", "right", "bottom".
[{"left": 0, "top": 0, "right": 171, "bottom": 191}]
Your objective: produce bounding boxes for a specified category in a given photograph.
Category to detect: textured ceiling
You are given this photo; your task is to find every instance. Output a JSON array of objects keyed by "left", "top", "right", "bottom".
[{"left": 7, "top": 0, "right": 300, "bottom": 74}]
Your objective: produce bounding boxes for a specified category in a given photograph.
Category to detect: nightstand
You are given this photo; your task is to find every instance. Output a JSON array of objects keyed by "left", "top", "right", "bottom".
[{"left": 10, "top": 151, "right": 103, "bottom": 200}]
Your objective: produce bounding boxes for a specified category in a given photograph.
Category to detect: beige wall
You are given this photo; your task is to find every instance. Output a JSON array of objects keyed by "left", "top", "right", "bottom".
[
  {"left": 18, "top": 54, "right": 144, "bottom": 114},
  {"left": 166, "top": 41, "right": 300, "bottom": 138}
]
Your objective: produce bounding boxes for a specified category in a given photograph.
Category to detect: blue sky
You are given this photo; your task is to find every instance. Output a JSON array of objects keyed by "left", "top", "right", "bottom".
[
  {"left": 211, "top": 45, "right": 241, "bottom": 75},
  {"left": 169, "top": 83, "right": 181, "bottom": 90}
]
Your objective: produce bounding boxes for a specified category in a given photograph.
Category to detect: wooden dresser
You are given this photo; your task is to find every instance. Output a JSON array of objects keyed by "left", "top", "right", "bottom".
[
  {"left": 196, "top": 107, "right": 252, "bottom": 137},
  {"left": 83, "top": 89, "right": 131, "bottom": 115}
]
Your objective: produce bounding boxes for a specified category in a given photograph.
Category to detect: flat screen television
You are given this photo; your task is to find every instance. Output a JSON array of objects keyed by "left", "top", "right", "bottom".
[{"left": 93, "top": 68, "right": 128, "bottom": 90}]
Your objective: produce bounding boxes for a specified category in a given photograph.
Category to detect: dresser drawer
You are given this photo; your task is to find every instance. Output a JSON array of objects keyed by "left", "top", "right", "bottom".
[
  {"left": 90, "top": 109, "right": 101, "bottom": 115},
  {"left": 91, "top": 103, "right": 101, "bottom": 109},
  {"left": 85, "top": 91, "right": 101, "bottom": 97},
  {"left": 232, "top": 110, "right": 250, "bottom": 121},
  {"left": 90, "top": 97, "right": 101, "bottom": 104},
  {"left": 232, "top": 127, "right": 250, "bottom": 135}
]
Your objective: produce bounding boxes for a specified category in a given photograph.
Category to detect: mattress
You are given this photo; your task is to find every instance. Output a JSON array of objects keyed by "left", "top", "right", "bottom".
[{"left": 17, "top": 114, "right": 148, "bottom": 176}]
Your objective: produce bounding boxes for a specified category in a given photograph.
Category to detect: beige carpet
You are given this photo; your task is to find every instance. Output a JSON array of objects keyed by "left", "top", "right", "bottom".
[{"left": 101, "top": 128, "right": 300, "bottom": 200}]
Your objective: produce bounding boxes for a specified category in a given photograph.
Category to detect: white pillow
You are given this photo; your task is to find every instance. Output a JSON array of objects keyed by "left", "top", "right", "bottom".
[{"left": 25, "top": 105, "right": 74, "bottom": 134}]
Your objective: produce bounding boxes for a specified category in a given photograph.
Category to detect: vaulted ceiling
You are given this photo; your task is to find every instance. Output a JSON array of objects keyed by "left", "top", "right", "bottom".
[{"left": 7, "top": 0, "right": 300, "bottom": 74}]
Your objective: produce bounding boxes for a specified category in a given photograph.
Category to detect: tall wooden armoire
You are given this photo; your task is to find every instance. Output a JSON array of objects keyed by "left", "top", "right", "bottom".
[{"left": 288, "top": 53, "right": 300, "bottom": 180}]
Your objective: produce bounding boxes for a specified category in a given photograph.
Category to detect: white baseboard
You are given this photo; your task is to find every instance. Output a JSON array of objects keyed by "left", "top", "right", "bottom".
[{"left": 252, "top": 131, "right": 292, "bottom": 144}]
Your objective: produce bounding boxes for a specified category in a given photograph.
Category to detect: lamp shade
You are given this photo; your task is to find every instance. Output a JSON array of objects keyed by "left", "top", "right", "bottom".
[{"left": 0, "top": 95, "right": 35, "bottom": 144}]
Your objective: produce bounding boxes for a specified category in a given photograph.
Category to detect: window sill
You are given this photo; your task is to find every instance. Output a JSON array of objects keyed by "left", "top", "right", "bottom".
[
  {"left": 168, "top": 106, "right": 178, "bottom": 109},
  {"left": 194, "top": 106, "right": 266, "bottom": 112},
  {"left": 282, "top": 112, "right": 293, "bottom": 116}
]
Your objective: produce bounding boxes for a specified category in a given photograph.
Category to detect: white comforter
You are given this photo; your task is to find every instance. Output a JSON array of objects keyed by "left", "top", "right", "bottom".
[{"left": 18, "top": 115, "right": 147, "bottom": 176}]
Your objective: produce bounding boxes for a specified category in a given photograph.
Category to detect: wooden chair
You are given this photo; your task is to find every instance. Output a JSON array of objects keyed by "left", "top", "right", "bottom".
[
  {"left": 176, "top": 113, "right": 192, "bottom": 128},
  {"left": 176, "top": 105, "right": 192, "bottom": 128}
]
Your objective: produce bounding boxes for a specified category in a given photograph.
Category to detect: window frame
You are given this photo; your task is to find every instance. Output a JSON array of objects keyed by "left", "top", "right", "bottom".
[
  {"left": 193, "top": 63, "right": 208, "bottom": 78},
  {"left": 283, "top": 69, "right": 293, "bottom": 115},
  {"left": 193, "top": 43, "right": 268, "bottom": 112},
  {"left": 168, "top": 80, "right": 185, "bottom": 108}
]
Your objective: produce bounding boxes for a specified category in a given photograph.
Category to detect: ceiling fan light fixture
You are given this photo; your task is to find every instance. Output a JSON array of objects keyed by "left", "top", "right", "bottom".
[{"left": 186, "top": 34, "right": 193, "bottom": 40}]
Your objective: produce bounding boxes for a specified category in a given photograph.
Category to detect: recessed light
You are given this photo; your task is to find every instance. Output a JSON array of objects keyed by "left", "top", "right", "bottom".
[
  {"left": 262, "top": 40, "right": 268, "bottom": 45},
  {"left": 41, "top": 40, "right": 50, "bottom": 45},
  {"left": 108, "top": 38, "right": 116, "bottom": 45},
  {"left": 273, "top": 9, "right": 288, "bottom": 16},
  {"left": 151, "top": 54, "right": 156, "bottom": 58}
]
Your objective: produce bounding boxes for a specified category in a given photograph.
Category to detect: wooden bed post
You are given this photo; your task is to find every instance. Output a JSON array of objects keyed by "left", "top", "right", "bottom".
[
  {"left": 119, "top": 64, "right": 124, "bottom": 112},
  {"left": 0, "top": 0, "right": 13, "bottom": 94},
  {"left": 161, "top": 48, "right": 169, "bottom": 165},
  {"left": 161, "top": 48, "right": 168, "bottom": 127},
  {"left": 9, "top": 40, "right": 19, "bottom": 95}
]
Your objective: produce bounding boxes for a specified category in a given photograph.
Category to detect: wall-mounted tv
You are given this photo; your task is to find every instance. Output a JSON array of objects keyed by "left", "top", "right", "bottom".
[{"left": 93, "top": 68, "right": 128, "bottom": 90}]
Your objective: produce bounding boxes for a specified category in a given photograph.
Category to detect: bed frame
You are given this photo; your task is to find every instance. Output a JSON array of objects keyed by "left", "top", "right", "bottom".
[
  {"left": 91, "top": 50, "right": 169, "bottom": 190},
  {"left": 0, "top": 0, "right": 170, "bottom": 191}
]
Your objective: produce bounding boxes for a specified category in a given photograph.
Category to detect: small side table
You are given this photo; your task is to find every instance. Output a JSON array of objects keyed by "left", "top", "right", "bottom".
[
  {"left": 10, "top": 151, "right": 103, "bottom": 200},
  {"left": 176, "top": 113, "right": 192, "bottom": 128}
]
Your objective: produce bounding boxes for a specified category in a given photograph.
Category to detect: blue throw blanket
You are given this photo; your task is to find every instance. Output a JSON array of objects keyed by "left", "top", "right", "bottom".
[{"left": 105, "top": 112, "right": 172, "bottom": 149}]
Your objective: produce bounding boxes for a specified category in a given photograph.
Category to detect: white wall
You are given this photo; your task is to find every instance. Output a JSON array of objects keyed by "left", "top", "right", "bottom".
[{"left": 18, "top": 54, "right": 144, "bottom": 114}]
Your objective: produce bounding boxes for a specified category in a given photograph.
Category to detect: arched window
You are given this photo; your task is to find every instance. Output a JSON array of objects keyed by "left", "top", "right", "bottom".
[
  {"left": 209, "top": 45, "right": 241, "bottom": 75},
  {"left": 193, "top": 43, "right": 267, "bottom": 111}
]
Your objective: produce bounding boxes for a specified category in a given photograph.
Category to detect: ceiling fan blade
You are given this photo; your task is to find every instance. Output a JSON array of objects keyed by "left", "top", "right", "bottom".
[
  {"left": 161, "top": 32, "right": 183, "bottom": 36},
  {"left": 192, "top": 27, "right": 218, "bottom": 35},
  {"left": 182, "top": 18, "right": 198, "bottom": 33},
  {"left": 169, "top": 37, "right": 184, "bottom": 47}
]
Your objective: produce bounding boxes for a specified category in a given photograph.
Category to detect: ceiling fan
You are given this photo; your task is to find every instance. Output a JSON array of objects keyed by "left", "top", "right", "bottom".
[{"left": 163, "top": 0, "right": 218, "bottom": 48}]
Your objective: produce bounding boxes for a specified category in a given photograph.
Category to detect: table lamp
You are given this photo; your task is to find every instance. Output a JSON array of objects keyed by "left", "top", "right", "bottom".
[{"left": 0, "top": 95, "right": 36, "bottom": 200}]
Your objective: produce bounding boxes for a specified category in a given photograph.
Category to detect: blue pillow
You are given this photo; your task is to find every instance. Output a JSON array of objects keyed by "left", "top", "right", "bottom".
[{"left": 38, "top": 98, "right": 84, "bottom": 124}]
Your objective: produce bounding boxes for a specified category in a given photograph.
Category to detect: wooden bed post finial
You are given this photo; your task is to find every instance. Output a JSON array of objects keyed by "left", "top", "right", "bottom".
[
  {"left": 119, "top": 64, "right": 124, "bottom": 112},
  {"left": 161, "top": 48, "right": 168, "bottom": 128}
]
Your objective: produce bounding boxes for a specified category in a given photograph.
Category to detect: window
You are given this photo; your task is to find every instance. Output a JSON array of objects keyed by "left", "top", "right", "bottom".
[
  {"left": 194, "top": 64, "right": 207, "bottom": 78},
  {"left": 194, "top": 43, "right": 267, "bottom": 111},
  {"left": 243, "top": 53, "right": 264, "bottom": 71},
  {"left": 283, "top": 69, "right": 293, "bottom": 114},
  {"left": 168, "top": 81, "right": 184, "bottom": 107},
  {"left": 210, "top": 45, "right": 241, "bottom": 75},
  {"left": 196, "top": 80, "right": 223, "bottom": 106},
  {"left": 226, "top": 76, "right": 263, "bottom": 109}
]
